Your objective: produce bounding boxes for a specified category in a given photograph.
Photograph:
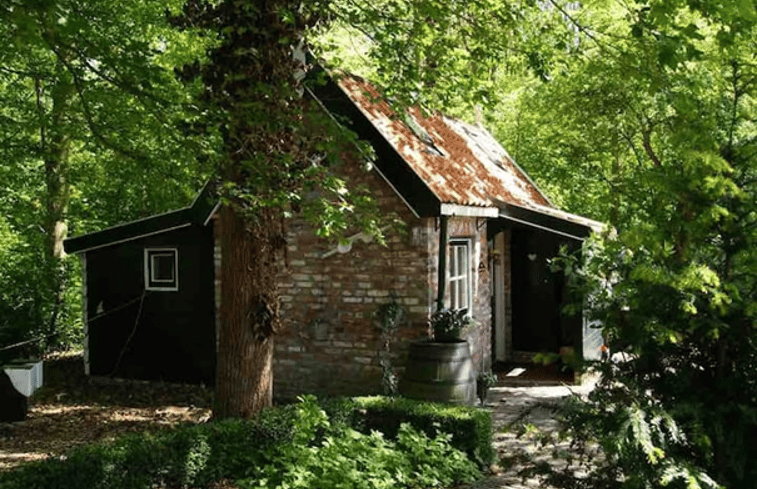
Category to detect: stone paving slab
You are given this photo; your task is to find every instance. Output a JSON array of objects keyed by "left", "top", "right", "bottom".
[{"left": 461, "top": 377, "right": 599, "bottom": 489}]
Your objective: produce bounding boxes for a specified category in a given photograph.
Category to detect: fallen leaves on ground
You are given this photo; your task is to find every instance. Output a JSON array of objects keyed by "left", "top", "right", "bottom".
[{"left": 0, "top": 351, "right": 213, "bottom": 471}]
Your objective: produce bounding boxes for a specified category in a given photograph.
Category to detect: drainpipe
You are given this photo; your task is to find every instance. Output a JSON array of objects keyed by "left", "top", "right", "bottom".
[{"left": 436, "top": 215, "right": 448, "bottom": 311}]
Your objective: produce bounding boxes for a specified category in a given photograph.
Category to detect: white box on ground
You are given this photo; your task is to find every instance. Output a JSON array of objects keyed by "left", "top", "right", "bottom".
[{"left": 3, "top": 359, "right": 43, "bottom": 397}]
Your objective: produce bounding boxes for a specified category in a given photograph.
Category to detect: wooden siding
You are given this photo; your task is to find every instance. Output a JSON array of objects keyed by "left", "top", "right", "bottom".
[{"left": 84, "top": 225, "right": 216, "bottom": 385}]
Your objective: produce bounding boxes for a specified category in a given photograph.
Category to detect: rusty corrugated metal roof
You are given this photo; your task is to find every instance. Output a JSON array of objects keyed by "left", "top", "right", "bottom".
[{"left": 337, "top": 75, "right": 553, "bottom": 210}]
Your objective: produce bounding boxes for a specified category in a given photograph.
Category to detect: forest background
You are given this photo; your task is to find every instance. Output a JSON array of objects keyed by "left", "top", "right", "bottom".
[{"left": 1, "top": 0, "right": 757, "bottom": 487}]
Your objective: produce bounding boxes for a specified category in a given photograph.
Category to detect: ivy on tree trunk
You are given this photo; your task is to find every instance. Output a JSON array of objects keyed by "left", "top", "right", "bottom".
[
  {"left": 216, "top": 205, "right": 281, "bottom": 418},
  {"left": 174, "top": 0, "right": 352, "bottom": 418}
]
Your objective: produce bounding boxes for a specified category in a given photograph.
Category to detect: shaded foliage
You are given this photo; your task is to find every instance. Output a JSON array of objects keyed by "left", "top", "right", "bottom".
[
  {"left": 511, "top": 3, "right": 757, "bottom": 487},
  {"left": 0, "top": 395, "right": 486, "bottom": 489},
  {"left": 0, "top": 0, "right": 210, "bottom": 356}
]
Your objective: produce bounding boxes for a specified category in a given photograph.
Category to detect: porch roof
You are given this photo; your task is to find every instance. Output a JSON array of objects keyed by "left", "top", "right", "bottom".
[{"left": 494, "top": 201, "right": 605, "bottom": 241}]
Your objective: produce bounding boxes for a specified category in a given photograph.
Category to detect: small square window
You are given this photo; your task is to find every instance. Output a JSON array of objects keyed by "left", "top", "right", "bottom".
[{"left": 145, "top": 248, "right": 178, "bottom": 291}]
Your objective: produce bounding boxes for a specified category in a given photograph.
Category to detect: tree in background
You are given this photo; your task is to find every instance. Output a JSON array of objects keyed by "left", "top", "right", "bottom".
[
  {"left": 497, "top": 1, "right": 757, "bottom": 487},
  {"left": 0, "top": 0, "right": 210, "bottom": 356}
]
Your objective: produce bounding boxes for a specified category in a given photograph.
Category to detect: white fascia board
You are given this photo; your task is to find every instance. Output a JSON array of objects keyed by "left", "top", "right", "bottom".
[
  {"left": 497, "top": 213, "right": 586, "bottom": 241},
  {"left": 74, "top": 223, "right": 193, "bottom": 254},
  {"left": 440, "top": 203, "right": 498, "bottom": 218},
  {"left": 204, "top": 201, "right": 222, "bottom": 226}
]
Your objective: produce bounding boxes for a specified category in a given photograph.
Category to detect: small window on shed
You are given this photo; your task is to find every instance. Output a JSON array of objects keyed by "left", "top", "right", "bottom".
[{"left": 145, "top": 248, "right": 178, "bottom": 291}]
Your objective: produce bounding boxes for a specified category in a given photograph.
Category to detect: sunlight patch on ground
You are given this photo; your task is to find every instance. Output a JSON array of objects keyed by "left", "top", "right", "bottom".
[{"left": 505, "top": 367, "right": 526, "bottom": 377}]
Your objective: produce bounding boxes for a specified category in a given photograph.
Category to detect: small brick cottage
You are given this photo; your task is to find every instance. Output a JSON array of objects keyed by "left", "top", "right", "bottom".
[{"left": 64, "top": 71, "right": 603, "bottom": 398}]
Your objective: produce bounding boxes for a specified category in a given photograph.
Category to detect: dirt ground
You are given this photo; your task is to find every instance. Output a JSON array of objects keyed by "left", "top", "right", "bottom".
[{"left": 0, "top": 351, "right": 214, "bottom": 471}]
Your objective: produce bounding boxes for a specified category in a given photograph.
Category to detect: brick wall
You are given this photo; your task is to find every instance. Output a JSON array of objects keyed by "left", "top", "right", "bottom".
[
  {"left": 272, "top": 158, "right": 433, "bottom": 399},
  {"left": 213, "top": 159, "right": 494, "bottom": 400}
]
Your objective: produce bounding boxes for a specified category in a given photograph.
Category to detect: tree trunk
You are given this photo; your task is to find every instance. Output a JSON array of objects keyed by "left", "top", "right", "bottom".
[
  {"left": 215, "top": 205, "right": 282, "bottom": 418},
  {"left": 41, "top": 61, "right": 74, "bottom": 335}
]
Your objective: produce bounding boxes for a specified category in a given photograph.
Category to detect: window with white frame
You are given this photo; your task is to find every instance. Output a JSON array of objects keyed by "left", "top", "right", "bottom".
[
  {"left": 448, "top": 239, "right": 471, "bottom": 311},
  {"left": 144, "top": 248, "right": 178, "bottom": 291}
]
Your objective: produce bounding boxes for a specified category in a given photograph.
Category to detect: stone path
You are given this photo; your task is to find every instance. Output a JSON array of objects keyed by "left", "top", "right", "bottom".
[{"left": 463, "top": 377, "right": 600, "bottom": 489}]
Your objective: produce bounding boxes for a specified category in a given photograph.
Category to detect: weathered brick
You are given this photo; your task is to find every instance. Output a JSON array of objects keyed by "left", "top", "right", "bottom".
[
  {"left": 266, "top": 164, "right": 492, "bottom": 402},
  {"left": 367, "top": 289, "right": 389, "bottom": 297}
]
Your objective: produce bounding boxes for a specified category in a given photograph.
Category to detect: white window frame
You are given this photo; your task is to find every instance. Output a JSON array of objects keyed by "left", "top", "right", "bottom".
[
  {"left": 448, "top": 239, "right": 472, "bottom": 312},
  {"left": 144, "top": 248, "right": 179, "bottom": 291}
]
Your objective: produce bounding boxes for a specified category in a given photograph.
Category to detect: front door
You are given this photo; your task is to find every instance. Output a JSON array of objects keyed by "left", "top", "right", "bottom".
[{"left": 511, "top": 227, "right": 563, "bottom": 354}]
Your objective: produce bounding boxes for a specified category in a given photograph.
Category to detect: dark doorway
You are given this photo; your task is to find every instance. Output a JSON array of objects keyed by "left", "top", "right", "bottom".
[{"left": 511, "top": 227, "right": 579, "bottom": 353}]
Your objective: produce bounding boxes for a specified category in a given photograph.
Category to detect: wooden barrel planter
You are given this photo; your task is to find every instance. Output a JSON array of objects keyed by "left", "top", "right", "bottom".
[{"left": 399, "top": 339, "right": 476, "bottom": 405}]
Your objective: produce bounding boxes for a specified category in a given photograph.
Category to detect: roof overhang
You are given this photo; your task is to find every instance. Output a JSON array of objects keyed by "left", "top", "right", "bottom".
[
  {"left": 307, "top": 71, "right": 442, "bottom": 218},
  {"left": 496, "top": 203, "right": 604, "bottom": 241},
  {"left": 63, "top": 182, "right": 217, "bottom": 254}
]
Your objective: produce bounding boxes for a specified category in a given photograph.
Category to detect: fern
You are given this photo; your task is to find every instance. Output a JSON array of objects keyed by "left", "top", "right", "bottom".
[
  {"left": 660, "top": 461, "right": 722, "bottom": 489},
  {"left": 627, "top": 404, "right": 665, "bottom": 465}
]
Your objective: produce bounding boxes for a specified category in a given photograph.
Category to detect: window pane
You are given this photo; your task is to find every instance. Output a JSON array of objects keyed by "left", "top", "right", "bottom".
[
  {"left": 152, "top": 254, "right": 175, "bottom": 282},
  {"left": 448, "top": 241, "right": 471, "bottom": 311}
]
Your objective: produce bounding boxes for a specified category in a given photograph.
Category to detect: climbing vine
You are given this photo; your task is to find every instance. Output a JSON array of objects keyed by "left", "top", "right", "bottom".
[{"left": 375, "top": 297, "right": 404, "bottom": 396}]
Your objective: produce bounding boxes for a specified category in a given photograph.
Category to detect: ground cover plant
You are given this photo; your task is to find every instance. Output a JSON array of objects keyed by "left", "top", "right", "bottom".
[
  {"left": 1, "top": 396, "right": 483, "bottom": 489},
  {"left": 325, "top": 396, "right": 494, "bottom": 467},
  {"left": 236, "top": 396, "right": 481, "bottom": 489},
  {"left": 0, "top": 354, "right": 488, "bottom": 489}
]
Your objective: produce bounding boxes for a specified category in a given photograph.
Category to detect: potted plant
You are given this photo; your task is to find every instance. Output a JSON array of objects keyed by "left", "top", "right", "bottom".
[
  {"left": 430, "top": 308, "right": 470, "bottom": 342},
  {"left": 476, "top": 370, "right": 497, "bottom": 406}
]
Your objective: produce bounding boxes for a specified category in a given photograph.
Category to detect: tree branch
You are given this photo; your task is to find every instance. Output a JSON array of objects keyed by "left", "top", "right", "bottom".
[
  {"left": 34, "top": 76, "right": 47, "bottom": 158},
  {"left": 0, "top": 65, "right": 50, "bottom": 80},
  {"left": 641, "top": 126, "right": 662, "bottom": 167}
]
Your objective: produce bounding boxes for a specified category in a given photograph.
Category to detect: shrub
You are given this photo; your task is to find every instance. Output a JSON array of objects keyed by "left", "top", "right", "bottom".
[
  {"left": 0, "top": 396, "right": 489, "bottom": 489},
  {"left": 237, "top": 396, "right": 480, "bottom": 489},
  {"left": 0, "top": 407, "right": 295, "bottom": 489},
  {"left": 323, "top": 395, "right": 495, "bottom": 467}
]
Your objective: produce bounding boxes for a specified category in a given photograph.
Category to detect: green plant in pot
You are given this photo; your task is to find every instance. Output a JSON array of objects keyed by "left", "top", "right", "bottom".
[
  {"left": 476, "top": 370, "right": 497, "bottom": 406},
  {"left": 430, "top": 308, "right": 470, "bottom": 342}
]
